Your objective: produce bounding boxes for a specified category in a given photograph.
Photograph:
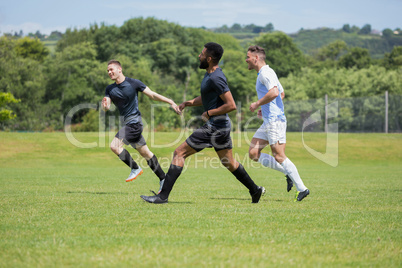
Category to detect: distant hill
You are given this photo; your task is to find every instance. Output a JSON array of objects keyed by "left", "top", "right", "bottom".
[
  {"left": 290, "top": 28, "right": 402, "bottom": 59},
  {"left": 208, "top": 25, "right": 402, "bottom": 59}
]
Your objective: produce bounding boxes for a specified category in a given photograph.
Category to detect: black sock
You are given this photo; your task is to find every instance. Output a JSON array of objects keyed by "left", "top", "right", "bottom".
[
  {"left": 147, "top": 155, "right": 165, "bottom": 181},
  {"left": 159, "top": 164, "right": 183, "bottom": 200},
  {"left": 118, "top": 149, "right": 139, "bottom": 169},
  {"left": 232, "top": 164, "right": 259, "bottom": 194}
]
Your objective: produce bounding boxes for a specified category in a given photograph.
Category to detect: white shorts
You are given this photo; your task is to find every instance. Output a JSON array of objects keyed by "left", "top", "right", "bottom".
[{"left": 253, "top": 120, "right": 287, "bottom": 145}]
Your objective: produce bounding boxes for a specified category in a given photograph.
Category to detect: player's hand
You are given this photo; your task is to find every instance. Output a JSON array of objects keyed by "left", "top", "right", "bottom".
[
  {"left": 257, "top": 109, "right": 262, "bottom": 119},
  {"left": 170, "top": 102, "right": 182, "bottom": 115},
  {"left": 201, "top": 111, "right": 209, "bottom": 122},
  {"left": 102, "top": 97, "right": 111, "bottom": 111},
  {"left": 178, "top": 102, "right": 187, "bottom": 112},
  {"left": 249, "top": 102, "right": 259, "bottom": 113}
]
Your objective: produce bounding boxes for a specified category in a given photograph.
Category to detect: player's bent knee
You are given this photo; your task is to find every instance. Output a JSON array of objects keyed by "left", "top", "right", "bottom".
[
  {"left": 110, "top": 145, "right": 118, "bottom": 154},
  {"left": 248, "top": 149, "right": 260, "bottom": 162},
  {"left": 173, "top": 148, "right": 185, "bottom": 159},
  {"left": 110, "top": 141, "right": 122, "bottom": 155},
  {"left": 274, "top": 154, "right": 286, "bottom": 163}
]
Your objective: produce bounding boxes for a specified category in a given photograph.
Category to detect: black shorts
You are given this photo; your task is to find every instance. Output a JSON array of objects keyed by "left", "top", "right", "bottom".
[
  {"left": 115, "top": 123, "right": 146, "bottom": 149},
  {"left": 186, "top": 123, "right": 233, "bottom": 152}
]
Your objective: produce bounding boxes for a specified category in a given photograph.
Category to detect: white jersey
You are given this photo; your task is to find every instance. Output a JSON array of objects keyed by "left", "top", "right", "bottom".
[{"left": 256, "top": 65, "right": 286, "bottom": 122}]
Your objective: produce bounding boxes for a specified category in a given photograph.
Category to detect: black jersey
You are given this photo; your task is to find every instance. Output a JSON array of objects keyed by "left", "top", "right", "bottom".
[
  {"left": 105, "top": 77, "right": 146, "bottom": 125},
  {"left": 201, "top": 68, "right": 231, "bottom": 129}
]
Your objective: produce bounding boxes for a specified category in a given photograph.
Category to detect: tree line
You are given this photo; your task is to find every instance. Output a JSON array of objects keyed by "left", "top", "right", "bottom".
[
  {"left": 291, "top": 26, "right": 402, "bottom": 59},
  {"left": 0, "top": 17, "right": 401, "bottom": 131}
]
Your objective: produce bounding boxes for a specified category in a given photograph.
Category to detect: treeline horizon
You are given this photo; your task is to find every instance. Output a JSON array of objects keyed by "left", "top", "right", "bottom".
[
  {"left": 6, "top": 20, "right": 402, "bottom": 59},
  {"left": 5, "top": 20, "right": 401, "bottom": 38}
]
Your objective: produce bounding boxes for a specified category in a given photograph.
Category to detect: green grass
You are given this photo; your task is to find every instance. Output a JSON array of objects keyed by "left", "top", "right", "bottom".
[{"left": 0, "top": 132, "right": 401, "bottom": 267}]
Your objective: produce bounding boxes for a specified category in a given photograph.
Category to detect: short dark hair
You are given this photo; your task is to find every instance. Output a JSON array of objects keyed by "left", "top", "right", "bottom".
[
  {"left": 108, "top": 60, "right": 122, "bottom": 68},
  {"left": 204, "top": 42, "right": 224, "bottom": 64},
  {"left": 248, "top": 45, "right": 266, "bottom": 61}
]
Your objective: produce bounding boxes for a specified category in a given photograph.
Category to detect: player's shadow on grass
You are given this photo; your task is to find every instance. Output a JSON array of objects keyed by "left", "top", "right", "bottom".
[
  {"left": 209, "top": 197, "right": 284, "bottom": 202},
  {"left": 66, "top": 191, "right": 129, "bottom": 195},
  {"left": 145, "top": 201, "right": 193, "bottom": 204},
  {"left": 66, "top": 191, "right": 193, "bottom": 203}
]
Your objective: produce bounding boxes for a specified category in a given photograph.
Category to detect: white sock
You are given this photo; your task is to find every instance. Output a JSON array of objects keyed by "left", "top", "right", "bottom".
[
  {"left": 280, "top": 158, "right": 307, "bottom": 192},
  {"left": 258, "top": 153, "right": 286, "bottom": 174}
]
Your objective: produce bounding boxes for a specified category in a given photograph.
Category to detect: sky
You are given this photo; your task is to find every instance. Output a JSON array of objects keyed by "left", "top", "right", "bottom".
[{"left": 0, "top": 0, "right": 401, "bottom": 36}]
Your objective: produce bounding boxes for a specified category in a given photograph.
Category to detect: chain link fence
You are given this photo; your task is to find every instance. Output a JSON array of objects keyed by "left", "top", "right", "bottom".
[{"left": 285, "top": 92, "right": 401, "bottom": 133}]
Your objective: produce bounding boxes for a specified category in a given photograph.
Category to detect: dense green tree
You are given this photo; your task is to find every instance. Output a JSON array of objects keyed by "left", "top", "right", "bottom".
[
  {"left": 93, "top": 24, "right": 122, "bottom": 62},
  {"left": 120, "top": 17, "right": 181, "bottom": 44},
  {"left": 0, "top": 92, "right": 20, "bottom": 122},
  {"left": 317, "top": 40, "right": 348, "bottom": 61},
  {"left": 351, "top": 25, "right": 360, "bottom": 33},
  {"left": 56, "top": 25, "right": 98, "bottom": 52},
  {"left": 281, "top": 65, "right": 402, "bottom": 100},
  {"left": 0, "top": 36, "right": 15, "bottom": 60},
  {"left": 231, "top": 23, "right": 242, "bottom": 32},
  {"left": 342, "top": 24, "right": 351, "bottom": 33},
  {"left": 255, "top": 32, "right": 305, "bottom": 77},
  {"left": 70, "top": 109, "right": 99, "bottom": 132},
  {"left": 48, "top": 31, "right": 63, "bottom": 40},
  {"left": 147, "top": 38, "right": 178, "bottom": 74},
  {"left": 382, "top": 28, "right": 394, "bottom": 38},
  {"left": 27, "top": 30, "right": 44, "bottom": 39},
  {"left": 45, "top": 42, "right": 108, "bottom": 123},
  {"left": 244, "top": 24, "right": 257, "bottom": 32},
  {"left": 264, "top": 23, "right": 274, "bottom": 32},
  {"left": 15, "top": 37, "right": 49, "bottom": 62},
  {"left": 383, "top": 46, "right": 402, "bottom": 69},
  {"left": 339, "top": 47, "right": 371, "bottom": 69},
  {"left": 0, "top": 36, "right": 49, "bottom": 130},
  {"left": 253, "top": 26, "right": 263, "bottom": 33},
  {"left": 216, "top": 25, "right": 229, "bottom": 33},
  {"left": 212, "top": 23, "right": 275, "bottom": 34},
  {"left": 358, "top": 24, "right": 372, "bottom": 35}
]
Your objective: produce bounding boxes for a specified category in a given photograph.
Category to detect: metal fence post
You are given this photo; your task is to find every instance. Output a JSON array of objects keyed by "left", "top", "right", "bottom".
[
  {"left": 385, "top": 91, "right": 388, "bottom": 133},
  {"left": 325, "top": 94, "right": 328, "bottom": 133},
  {"left": 236, "top": 101, "right": 242, "bottom": 147}
]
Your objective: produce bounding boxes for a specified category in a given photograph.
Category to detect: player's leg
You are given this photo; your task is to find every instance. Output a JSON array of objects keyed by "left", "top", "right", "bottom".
[
  {"left": 159, "top": 141, "right": 197, "bottom": 198},
  {"left": 216, "top": 148, "right": 265, "bottom": 203},
  {"left": 250, "top": 121, "right": 291, "bottom": 191},
  {"left": 110, "top": 136, "right": 125, "bottom": 156},
  {"left": 136, "top": 144, "right": 165, "bottom": 182},
  {"left": 112, "top": 125, "right": 144, "bottom": 182},
  {"left": 271, "top": 120, "right": 306, "bottom": 192},
  {"left": 110, "top": 136, "right": 143, "bottom": 182},
  {"left": 110, "top": 136, "right": 140, "bottom": 173},
  {"left": 135, "top": 144, "right": 166, "bottom": 194},
  {"left": 271, "top": 136, "right": 310, "bottom": 201},
  {"left": 141, "top": 141, "right": 197, "bottom": 203},
  {"left": 249, "top": 137, "right": 286, "bottom": 174},
  {"left": 248, "top": 137, "right": 268, "bottom": 161}
]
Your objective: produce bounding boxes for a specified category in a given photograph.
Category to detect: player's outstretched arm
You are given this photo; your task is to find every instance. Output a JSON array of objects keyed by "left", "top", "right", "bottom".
[
  {"left": 142, "top": 87, "right": 181, "bottom": 115},
  {"left": 179, "top": 96, "right": 202, "bottom": 112}
]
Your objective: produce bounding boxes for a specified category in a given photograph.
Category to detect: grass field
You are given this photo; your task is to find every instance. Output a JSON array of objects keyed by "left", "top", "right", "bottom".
[{"left": 0, "top": 132, "right": 401, "bottom": 267}]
